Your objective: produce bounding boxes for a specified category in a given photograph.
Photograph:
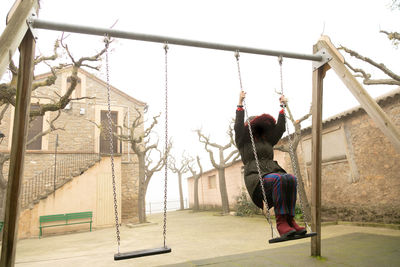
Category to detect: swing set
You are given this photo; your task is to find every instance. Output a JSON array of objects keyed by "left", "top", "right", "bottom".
[{"left": 2, "top": 0, "right": 400, "bottom": 265}]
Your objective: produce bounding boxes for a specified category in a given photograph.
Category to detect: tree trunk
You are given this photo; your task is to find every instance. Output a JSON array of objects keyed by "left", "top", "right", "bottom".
[
  {"left": 138, "top": 188, "right": 146, "bottom": 223},
  {"left": 218, "top": 168, "right": 230, "bottom": 214},
  {"left": 0, "top": 188, "right": 5, "bottom": 221},
  {"left": 0, "top": 157, "right": 9, "bottom": 221},
  {"left": 193, "top": 177, "right": 199, "bottom": 211},
  {"left": 137, "top": 154, "right": 147, "bottom": 223},
  {"left": 178, "top": 173, "right": 184, "bottom": 210},
  {"left": 291, "top": 149, "right": 312, "bottom": 222}
]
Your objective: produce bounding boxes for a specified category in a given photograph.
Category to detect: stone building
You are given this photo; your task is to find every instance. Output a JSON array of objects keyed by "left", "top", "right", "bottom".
[
  {"left": 187, "top": 88, "right": 400, "bottom": 224},
  {"left": 0, "top": 67, "right": 146, "bottom": 238},
  {"left": 186, "top": 151, "right": 286, "bottom": 210}
]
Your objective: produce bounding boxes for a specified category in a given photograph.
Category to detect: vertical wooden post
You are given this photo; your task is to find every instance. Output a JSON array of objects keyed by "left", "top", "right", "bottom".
[
  {"left": 0, "top": 0, "right": 37, "bottom": 79},
  {"left": 311, "top": 62, "right": 325, "bottom": 257},
  {"left": 0, "top": 31, "right": 36, "bottom": 267}
]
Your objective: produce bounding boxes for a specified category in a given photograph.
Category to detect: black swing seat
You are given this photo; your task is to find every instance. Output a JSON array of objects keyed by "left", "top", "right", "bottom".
[
  {"left": 269, "top": 232, "right": 317, "bottom": 244},
  {"left": 114, "top": 247, "right": 172, "bottom": 261}
]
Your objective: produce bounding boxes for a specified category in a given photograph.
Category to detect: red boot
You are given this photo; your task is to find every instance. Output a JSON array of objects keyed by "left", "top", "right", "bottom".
[
  {"left": 287, "top": 215, "right": 307, "bottom": 235},
  {"left": 276, "top": 215, "right": 296, "bottom": 238}
]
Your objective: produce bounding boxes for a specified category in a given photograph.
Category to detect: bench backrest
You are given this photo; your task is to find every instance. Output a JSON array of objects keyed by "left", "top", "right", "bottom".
[
  {"left": 40, "top": 214, "right": 67, "bottom": 223},
  {"left": 66, "top": 212, "right": 92, "bottom": 220}
]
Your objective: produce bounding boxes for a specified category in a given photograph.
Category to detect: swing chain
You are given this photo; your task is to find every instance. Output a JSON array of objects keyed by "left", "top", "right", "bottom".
[
  {"left": 104, "top": 35, "right": 121, "bottom": 253},
  {"left": 163, "top": 42, "right": 169, "bottom": 248},
  {"left": 235, "top": 51, "right": 277, "bottom": 238},
  {"left": 234, "top": 51, "right": 243, "bottom": 90},
  {"left": 278, "top": 56, "right": 312, "bottom": 231}
]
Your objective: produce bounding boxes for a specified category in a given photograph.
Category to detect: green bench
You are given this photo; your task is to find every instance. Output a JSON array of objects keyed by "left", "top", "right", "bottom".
[
  {"left": 39, "top": 211, "right": 92, "bottom": 238},
  {"left": 0, "top": 221, "right": 3, "bottom": 232}
]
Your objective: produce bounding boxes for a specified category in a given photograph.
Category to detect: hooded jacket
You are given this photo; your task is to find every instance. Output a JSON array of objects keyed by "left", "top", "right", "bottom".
[{"left": 234, "top": 108, "right": 286, "bottom": 208}]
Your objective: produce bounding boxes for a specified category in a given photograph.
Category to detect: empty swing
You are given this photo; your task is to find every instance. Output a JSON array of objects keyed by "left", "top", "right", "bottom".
[
  {"left": 234, "top": 51, "right": 317, "bottom": 244},
  {"left": 103, "top": 37, "right": 171, "bottom": 260}
]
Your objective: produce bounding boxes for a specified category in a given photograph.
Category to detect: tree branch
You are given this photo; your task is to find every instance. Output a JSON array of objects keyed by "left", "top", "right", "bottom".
[
  {"left": 188, "top": 155, "right": 203, "bottom": 178},
  {"left": 26, "top": 110, "right": 64, "bottom": 147},
  {"left": 224, "top": 152, "right": 240, "bottom": 167},
  {"left": 380, "top": 30, "right": 400, "bottom": 42},
  {"left": 344, "top": 61, "right": 400, "bottom": 86},
  {"left": 224, "top": 149, "right": 239, "bottom": 163},
  {"left": 223, "top": 121, "right": 236, "bottom": 150},
  {"left": 274, "top": 144, "right": 289, "bottom": 152},
  {"left": 144, "top": 113, "right": 160, "bottom": 139},
  {"left": 0, "top": 103, "right": 10, "bottom": 125},
  {"left": 339, "top": 45, "right": 400, "bottom": 83},
  {"left": 34, "top": 39, "right": 60, "bottom": 65},
  {"left": 196, "top": 129, "right": 222, "bottom": 149},
  {"left": 196, "top": 129, "right": 219, "bottom": 168}
]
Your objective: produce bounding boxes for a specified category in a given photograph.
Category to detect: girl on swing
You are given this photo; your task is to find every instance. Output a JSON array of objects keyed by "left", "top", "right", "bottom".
[{"left": 234, "top": 91, "right": 306, "bottom": 239}]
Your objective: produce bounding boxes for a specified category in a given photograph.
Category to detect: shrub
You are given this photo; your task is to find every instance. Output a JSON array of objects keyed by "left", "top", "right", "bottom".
[
  {"left": 235, "top": 189, "right": 260, "bottom": 216},
  {"left": 295, "top": 205, "right": 304, "bottom": 220}
]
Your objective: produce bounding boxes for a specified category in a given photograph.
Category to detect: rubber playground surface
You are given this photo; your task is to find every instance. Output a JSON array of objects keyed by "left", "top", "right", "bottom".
[{"left": 14, "top": 210, "right": 400, "bottom": 266}]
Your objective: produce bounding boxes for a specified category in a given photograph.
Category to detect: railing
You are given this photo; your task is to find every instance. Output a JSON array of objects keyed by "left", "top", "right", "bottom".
[
  {"left": 20, "top": 147, "right": 100, "bottom": 209},
  {"left": 146, "top": 199, "right": 188, "bottom": 214}
]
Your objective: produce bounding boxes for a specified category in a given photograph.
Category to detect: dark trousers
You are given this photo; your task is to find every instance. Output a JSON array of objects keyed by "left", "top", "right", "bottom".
[{"left": 262, "top": 173, "right": 297, "bottom": 216}]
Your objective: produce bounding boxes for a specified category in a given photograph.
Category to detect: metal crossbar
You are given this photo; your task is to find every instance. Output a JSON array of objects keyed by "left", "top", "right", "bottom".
[{"left": 29, "top": 18, "right": 323, "bottom": 62}]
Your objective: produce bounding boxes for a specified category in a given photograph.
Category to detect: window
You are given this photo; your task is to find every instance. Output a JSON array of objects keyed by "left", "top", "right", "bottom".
[
  {"left": 302, "top": 126, "right": 347, "bottom": 165},
  {"left": 26, "top": 105, "right": 43, "bottom": 150},
  {"left": 100, "top": 110, "right": 118, "bottom": 154},
  {"left": 67, "top": 76, "right": 82, "bottom": 99},
  {"left": 208, "top": 175, "right": 216, "bottom": 189}
]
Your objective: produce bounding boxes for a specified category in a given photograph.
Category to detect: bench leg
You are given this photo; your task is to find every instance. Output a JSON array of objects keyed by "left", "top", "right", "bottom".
[
  {"left": 39, "top": 227, "right": 42, "bottom": 239},
  {"left": 90, "top": 222, "right": 92, "bottom": 232}
]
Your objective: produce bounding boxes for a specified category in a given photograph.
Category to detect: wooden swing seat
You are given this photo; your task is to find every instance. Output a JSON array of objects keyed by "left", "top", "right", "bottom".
[
  {"left": 269, "top": 232, "right": 317, "bottom": 244},
  {"left": 114, "top": 247, "right": 172, "bottom": 261}
]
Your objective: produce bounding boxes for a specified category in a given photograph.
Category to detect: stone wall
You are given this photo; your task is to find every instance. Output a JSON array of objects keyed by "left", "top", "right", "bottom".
[
  {"left": 0, "top": 67, "right": 144, "bottom": 180},
  {"left": 186, "top": 90, "right": 400, "bottom": 224},
  {"left": 279, "top": 91, "right": 400, "bottom": 224},
  {"left": 187, "top": 160, "right": 247, "bottom": 210},
  {"left": 0, "top": 67, "right": 144, "bottom": 222},
  {"left": 121, "top": 160, "right": 139, "bottom": 223}
]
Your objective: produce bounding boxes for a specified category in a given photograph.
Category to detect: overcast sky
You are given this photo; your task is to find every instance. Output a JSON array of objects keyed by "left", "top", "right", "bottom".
[{"left": 1, "top": 0, "right": 399, "bottom": 204}]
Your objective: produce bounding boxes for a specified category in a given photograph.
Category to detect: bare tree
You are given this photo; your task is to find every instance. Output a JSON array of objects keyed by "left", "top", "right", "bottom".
[
  {"left": 0, "top": 37, "right": 104, "bottom": 216},
  {"left": 336, "top": 0, "right": 399, "bottom": 86},
  {"left": 196, "top": 123, "right": 240, "bottom": 215},
  {"left": 188, "top": 155, "right": 203, "bottom": 212},
  {"left": 275, "top": 101, "right": 312, "bottom": 222},
  {"left": 1, "top": 38, "right": 102, "bottom": 117},
  {"left": 168, "top": 153, "right": 190, "bottom": 210},
  {"left": 117, "top": 108, "right": 171, "bottom": 223},
  {"left": 390, "top": 0, "right": 400, "bottom": 11},
  {"left": 338, "top": 30, "right": 400, "bottom": 86},
  {"left": 0, "top": 111, "right": 65, "bottom": 215}
]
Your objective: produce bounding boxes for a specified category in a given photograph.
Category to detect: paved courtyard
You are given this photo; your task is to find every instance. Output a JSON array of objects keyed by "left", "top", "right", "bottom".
[{"left": 13, "top": 210, "right": 400, "bottom": 266}]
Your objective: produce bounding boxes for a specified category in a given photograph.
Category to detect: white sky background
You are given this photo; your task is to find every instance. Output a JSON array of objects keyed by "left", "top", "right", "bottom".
[{"left": 1, "top": 0, "right": 399, "bottom": 204}]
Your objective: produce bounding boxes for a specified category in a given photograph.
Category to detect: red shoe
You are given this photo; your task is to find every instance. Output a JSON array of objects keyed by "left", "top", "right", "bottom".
[
  {"left": 287, "top": 215, "right": 307, "bottom": 235},
  {"left": 276, "top": 215, "right": 296, "bottom": 238}
]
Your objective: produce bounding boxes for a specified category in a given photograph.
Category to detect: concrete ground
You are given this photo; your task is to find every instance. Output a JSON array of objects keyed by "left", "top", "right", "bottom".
[{"left": 14, "top": 210, "right": 400, "bottom": 267}]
